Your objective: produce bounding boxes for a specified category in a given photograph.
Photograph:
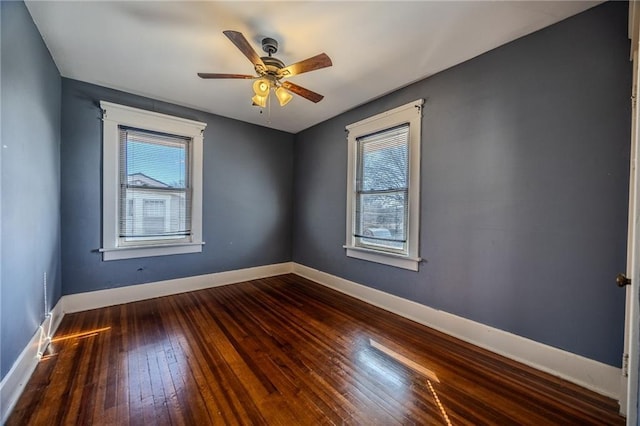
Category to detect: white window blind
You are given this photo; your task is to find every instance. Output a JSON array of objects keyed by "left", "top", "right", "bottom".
[
  {"left": 355, "top": 124, "right": 409, "bottom": 252},
  {"left": 118, "top": 127, "right": 192, "bottom": 243}
]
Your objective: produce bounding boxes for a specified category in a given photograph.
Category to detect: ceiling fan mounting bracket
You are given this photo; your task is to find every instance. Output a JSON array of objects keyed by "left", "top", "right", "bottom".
[{"left": 261, "top": 37, "right": 278, "bottom": 56}]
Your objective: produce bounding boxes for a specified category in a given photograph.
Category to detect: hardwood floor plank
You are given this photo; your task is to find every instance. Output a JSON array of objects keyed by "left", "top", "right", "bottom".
[
  {"left": 7, "top": 274, "right": 625, "bottom": 425},
  {"left": 160, "top": 298, "right": 208, "bottom": 425}
]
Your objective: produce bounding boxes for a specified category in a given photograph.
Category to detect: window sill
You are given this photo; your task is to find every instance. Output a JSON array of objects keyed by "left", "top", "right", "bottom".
[
  {"left": 343, "top": 245, "right": 420, "bottom": 271},
  {"left": 100, "top": 241, "right": 204, "bottom": 261}
]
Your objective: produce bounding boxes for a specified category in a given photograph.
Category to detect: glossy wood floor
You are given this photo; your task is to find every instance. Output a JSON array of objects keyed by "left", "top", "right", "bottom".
[{"left": 9, "top": 274, "right": 624, "bottom": 425}]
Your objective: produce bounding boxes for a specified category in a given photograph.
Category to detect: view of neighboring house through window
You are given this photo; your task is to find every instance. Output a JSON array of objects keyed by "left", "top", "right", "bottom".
[
  {"left": 345, "top": 99, "right": 423, "bottom": 271},
  {"left": 142, "top": 199, "right": 167, "bottom": 235}
]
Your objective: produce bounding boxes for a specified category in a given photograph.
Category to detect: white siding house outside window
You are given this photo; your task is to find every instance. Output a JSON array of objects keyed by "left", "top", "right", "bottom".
[
  {"left": 100, "top": 101, "right": 206, "bottom": 261},
  {"left": 345, "top": 99, "right": 423, "bottom": 271}
]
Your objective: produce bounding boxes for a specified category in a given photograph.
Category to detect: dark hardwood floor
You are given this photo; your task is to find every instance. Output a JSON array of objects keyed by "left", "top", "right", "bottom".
[{"left": 8, "top": 274, "right": 624, "bottom": 425}]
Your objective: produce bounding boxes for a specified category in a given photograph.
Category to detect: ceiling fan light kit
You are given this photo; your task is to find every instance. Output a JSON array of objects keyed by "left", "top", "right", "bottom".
[
  {"left": 198, "top": 30, "right": 332, "bottom": 108},
  {"left": 251, "top": 76, "right": 292, "bottom": 107}
]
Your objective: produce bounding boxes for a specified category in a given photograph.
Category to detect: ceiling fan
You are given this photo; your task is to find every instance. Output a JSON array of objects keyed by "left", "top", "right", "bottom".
[{"left": 198, "top": 30, "right": 332, "bottom": 107}]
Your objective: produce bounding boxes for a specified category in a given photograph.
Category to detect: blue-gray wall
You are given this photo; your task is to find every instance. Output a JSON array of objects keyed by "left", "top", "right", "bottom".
[
  {"left": 1, "top": 2, "right": 62, "bottom": 379},
  {"left": 293, "top": 1, "right": 631, "bottom": 367},
  {"left": 61, "top": 79, "right": 294, "bottom": 295}
]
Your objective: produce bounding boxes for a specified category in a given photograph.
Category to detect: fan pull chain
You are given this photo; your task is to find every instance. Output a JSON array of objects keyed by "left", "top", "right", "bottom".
[{"left": 267, "top": 88, "right": 272, "bottom": 124}]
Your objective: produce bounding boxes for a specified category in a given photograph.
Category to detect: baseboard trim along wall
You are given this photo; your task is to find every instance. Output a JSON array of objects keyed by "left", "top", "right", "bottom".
[
  {"left": 1, "top": 300, "right": 65, "bottom": 424},
  {"left": 62, "top": 262, "right": 295, "bottom": 313},
  {"left": 292, "top": 263, "right": 622, "bottom": 400}
]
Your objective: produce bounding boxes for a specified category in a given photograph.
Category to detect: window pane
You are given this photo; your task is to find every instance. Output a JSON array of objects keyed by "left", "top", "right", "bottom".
[
  {"left": 119, "top": 127, "right": 191, "bottom": 241},
  {"left": 355, "top": 124, "right": 409, "bottom": 252},
  {"left": 143, "top": 199, "right": 166, "bottom": 235},
  {"left": 358, "top": 124, "right": 409, "bottom": 192},
  {"left": 356, "top": 191, "right": 407, "bottom": 250},
  {"left": 126, "top": 131, "right": 188, "bottom": 189}
]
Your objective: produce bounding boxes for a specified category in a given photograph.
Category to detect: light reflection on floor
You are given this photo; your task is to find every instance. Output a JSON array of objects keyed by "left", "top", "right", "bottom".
[
  {"left": 50, "top": 326, "right": 112, "bottom": 343},
  {"left": 356, "top": 347, "right": 408, "bottom": 390},
  {"left": 40, "top": 326, "right": 113, "bottom": 360},
  {"left": 358, "top": 337, "right": 452, "bottom": 425}
]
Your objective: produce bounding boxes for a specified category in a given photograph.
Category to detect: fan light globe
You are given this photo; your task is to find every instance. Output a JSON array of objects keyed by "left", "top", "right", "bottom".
[
  {"left": 252, "top": 94, "right": 267, "bottom": 108},
  {"left": 275, "top": 87, "right": 293, "bottom": 106},
  {"left": 253, "top": 79, "right": 270, "bottom": 97}
]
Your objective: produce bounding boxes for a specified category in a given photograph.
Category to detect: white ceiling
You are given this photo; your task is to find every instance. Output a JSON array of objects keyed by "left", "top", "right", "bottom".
[{"left": 26, "top": 1, "right": 600, "bottom": 134}]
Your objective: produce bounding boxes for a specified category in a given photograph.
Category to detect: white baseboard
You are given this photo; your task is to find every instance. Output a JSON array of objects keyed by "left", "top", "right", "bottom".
[
  {"left": 292, "top": 263, "right": 621, "bottom": 400},
  {"left": 62, "top": 262, "right": 295, "bottom": 313},
  {"left": 1, "top": 300, "right": 64, "bottom": 424}
]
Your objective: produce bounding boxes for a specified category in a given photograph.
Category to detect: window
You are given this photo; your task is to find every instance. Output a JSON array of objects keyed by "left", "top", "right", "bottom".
[
  {"left": 100, "top": 101, "right": 206, "bottom": 261},
  {"left": 345, "top": 99, "right": 423, "bottom": 271}
]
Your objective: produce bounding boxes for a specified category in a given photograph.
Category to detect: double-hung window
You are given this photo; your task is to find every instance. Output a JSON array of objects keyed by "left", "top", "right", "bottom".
[
  {"left": 100, "top": 101, "right": 206, "bottom": 261},
  {"left": 345, "top": 99, "right": 423, "bottom": 271}
]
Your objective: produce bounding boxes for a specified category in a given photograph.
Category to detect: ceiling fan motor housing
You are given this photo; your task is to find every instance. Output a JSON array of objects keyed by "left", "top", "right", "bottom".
[{"left": 262, "top": 56, "right": 285, "bottom": 71}]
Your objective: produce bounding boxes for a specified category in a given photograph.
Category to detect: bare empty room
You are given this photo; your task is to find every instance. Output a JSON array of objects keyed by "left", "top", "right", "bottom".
[{"left": 1, "top": 1, "right": 639, "bottom": 424}]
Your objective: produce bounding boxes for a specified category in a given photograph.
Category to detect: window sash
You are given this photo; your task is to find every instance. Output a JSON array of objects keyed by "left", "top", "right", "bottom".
[
  {"left": 354, "top": 124, "right": 409, "bottom": 253},
  {"left": 118, "top": 127, "right": 192, "bottom": 244}
]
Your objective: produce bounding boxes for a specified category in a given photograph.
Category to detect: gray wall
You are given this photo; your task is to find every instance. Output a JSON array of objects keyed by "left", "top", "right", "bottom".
[
  {"left": 293, "top": 1, "right": 630, "bottom": 367},
  {"left": 61, "top": 79, "right": 294, "bottom": 295},
  {"left": 1, "top": 2, "right": 62, "bottom": 379}
]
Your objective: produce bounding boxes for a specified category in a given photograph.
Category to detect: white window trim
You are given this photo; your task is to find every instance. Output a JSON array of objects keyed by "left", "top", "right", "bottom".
[
  {"left": 344, "top": 99, "right": 424, "bottom": 271},
  {"left": 99, "top": 101, "right": 207, "bottom": 261}
]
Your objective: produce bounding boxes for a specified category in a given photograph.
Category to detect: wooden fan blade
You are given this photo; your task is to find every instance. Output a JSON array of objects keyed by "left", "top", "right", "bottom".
[
  {"left": 280, "top": 53, "right": 332, "bottom": 77},
  {"left": 281, "top": 81, "right": 324, "bottom": 103},
  {"left": 223, "top": 30, "right": 265, "bottom": 69},
  {"left": 198, "top": 73, "right": 255, "bottom": 79}
]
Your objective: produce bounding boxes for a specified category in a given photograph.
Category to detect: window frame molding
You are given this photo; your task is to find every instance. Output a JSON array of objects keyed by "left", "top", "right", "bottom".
[
  {"left": 344, "top": 99, "right": 424, "bottom": 271},
  {"left": 100, "top": 101, "right": 207, "bottom": 261}
]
